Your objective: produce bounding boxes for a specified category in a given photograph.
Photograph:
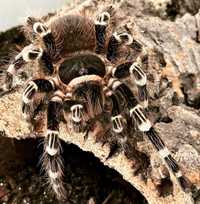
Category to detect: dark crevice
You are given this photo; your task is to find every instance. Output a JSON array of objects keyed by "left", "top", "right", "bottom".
[
  {"left": 179, "top": 73, "right": 200, "bottom": 109},
  {"left": 0, "top": 137, "right": 148, "bottom": 204},
  {"left": 165, "top": 1, "right": 180, "bottom": 21},
  {"left": 153, "top": 0, "right": 200, "bottom": 20},
  {"left": 158, "top": 116, "right": 173, "bottom": 123},
  {"left": 157, "top": 177, "right": 173, "bottom": 197}
]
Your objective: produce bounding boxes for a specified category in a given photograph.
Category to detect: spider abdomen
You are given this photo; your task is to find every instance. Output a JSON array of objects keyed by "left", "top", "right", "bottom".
[{"left": 49, "top": 15, "right": 96, "bottom": 60}]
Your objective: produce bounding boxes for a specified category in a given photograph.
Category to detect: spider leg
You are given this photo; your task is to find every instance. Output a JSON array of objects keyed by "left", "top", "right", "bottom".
[
  {"left": 65, "top": 76, "right": 104, "bottom": 133},
  {"left": 22, "top": 78, "right": 55, "bottom": 118},
  {"left": 104, "top": 87, "right": 125, "bottom": 134},
  {"left": 108, "top": 78, "right": 190, "bottom": 192},
  {"left": 30, "top": 19, "right": 56, "bottom": 56},
  {"left": 112, "top": 61, "right": 148, "bottom": 108},
  {"left": 104, "top": 86, "right": 128, "bottom": 158},
  {"left": 42, "top": 92, "right": 66, "bottom": 200},
  {"left": 0, "top": 45, "right": 41, "bottom": 93},
  {"left": 63, "top": 97, "right": 85, "bottom": 133},
  {"left": 95, "top": 11, "right": 110, "bottom": 53},
  {"left": 0, "top": 44, "right": 54, "bottom": 95},
  {"left": 106, "top": 29, "right": 143, "bottom": 62}
]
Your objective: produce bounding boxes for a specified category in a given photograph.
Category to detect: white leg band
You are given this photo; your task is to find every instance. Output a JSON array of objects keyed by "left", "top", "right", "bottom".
[
  {"left": 130, "top": 104, "right": 152, "bottom": 132},
  {"left": 48, "top": 170, "right": 60, "bottom": 179},
  {"left": 158, "top": 147, "right": 170, "bottom": 158}
]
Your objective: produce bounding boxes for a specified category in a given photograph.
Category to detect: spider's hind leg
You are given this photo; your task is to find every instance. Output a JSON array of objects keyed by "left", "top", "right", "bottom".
[
  {"left": 42, "top": 91, "right": 66, "bottom": 200},
  {"left": 108, "top": 79, "right": 191, "bottom": 192}
]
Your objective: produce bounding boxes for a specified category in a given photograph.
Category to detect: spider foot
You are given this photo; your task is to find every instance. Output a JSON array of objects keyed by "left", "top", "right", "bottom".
[
  {"left": 0, "top": 85, "right": 10, "bottom": 97},
  {"left": 106, "top": 141, "right": 121, "bottom": 160}
]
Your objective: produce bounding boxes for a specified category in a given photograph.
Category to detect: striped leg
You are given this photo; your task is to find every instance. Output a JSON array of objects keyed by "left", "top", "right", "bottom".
[
  {"left": 22, "top": 78, "right": 55, "bottom": 117},
  {"left": 104, "top": 87, "right": 125, "bottom": 134},
  {"left": 42, "top": 93, "right": 66, "bottom": 200},
  {"left": 0, "top": 44, "right": 54, "bottom": 96},
  {"left": 95, "top": 12, "right": 110, "bottom": 54},
  {"left": 106, "top": 29, "right": 143, "bottom": 62},
  {"left": 108, "top": 79, "right": 190, "bottom": 191},
  {"left": 112, "top": 61, "right": 148, "bottom": 108},
  {"left": 70, "top": 102, "right": 84, "bottom": 133},
  {"left": 32, "top": 21, "right": 56, "bottom": 57},
  {"left": 0, "top": 44, "right": 43, "bottom": 94},
  {"left": 63, "top": 92, "right": 85, "bottom": 133}
]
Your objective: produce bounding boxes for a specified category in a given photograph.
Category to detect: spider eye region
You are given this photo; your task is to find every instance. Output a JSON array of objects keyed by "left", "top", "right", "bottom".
[{"left": 79, "top": 68, "right": 88, "bottom": 75}]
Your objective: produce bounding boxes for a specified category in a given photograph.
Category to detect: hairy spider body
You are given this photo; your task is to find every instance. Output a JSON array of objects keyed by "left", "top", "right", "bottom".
[
  {"left": 0, "top": 4, "right": 192, "bottom": 200},
  {"left": 47, "top": 15, "right": 97, "bottom": 61}
]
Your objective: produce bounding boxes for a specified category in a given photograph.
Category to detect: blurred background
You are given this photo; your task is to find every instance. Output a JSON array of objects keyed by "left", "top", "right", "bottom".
[{"left": 0, "top": 0, "right": 68, "bottom": 31}]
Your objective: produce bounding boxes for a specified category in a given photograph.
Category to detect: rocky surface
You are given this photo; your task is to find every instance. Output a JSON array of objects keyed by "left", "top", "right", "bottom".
[{"left": 0, "top": 0, "right": 200, "bottom": 204}]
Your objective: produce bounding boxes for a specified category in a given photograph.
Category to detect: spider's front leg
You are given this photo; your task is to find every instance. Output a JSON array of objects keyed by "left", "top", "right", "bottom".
[
  {"left": 42, "top": 90, "right": 66, "bottom": 200},
  {"left": 108, "top": 78, "right": 191, "bottom": 192},
  {"left": 26, "top": 17, "right": 56, "bottom": 56},
  {"left": 22, "top": 78, "right": 56, "bottom": 119},
  {"left": 0, "top": 44, "right": 54, "bottom": 96},
  {"left": 95, "top": 11, "right": 111, "bottom": 53},
  {"left": 0, "top": 45, "right": 41, "bottom": 95},
  {"left": 63, "top": 96, "right": 85, "bottom": 133}
]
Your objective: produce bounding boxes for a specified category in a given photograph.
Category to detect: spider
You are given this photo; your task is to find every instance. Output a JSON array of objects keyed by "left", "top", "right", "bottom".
[{"left": 0, "top": 3, "right": 191, "bottom": 200}]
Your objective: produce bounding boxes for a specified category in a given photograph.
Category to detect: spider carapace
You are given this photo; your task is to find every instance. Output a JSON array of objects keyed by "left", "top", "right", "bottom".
[{"left": 0, "top": 5, "right": 191, "bottom": 200}]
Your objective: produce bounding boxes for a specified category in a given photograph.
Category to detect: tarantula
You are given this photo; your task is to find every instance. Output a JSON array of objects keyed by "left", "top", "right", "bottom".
[{"left": 0, "top": 3, "right": 190, "bottom": 200}]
